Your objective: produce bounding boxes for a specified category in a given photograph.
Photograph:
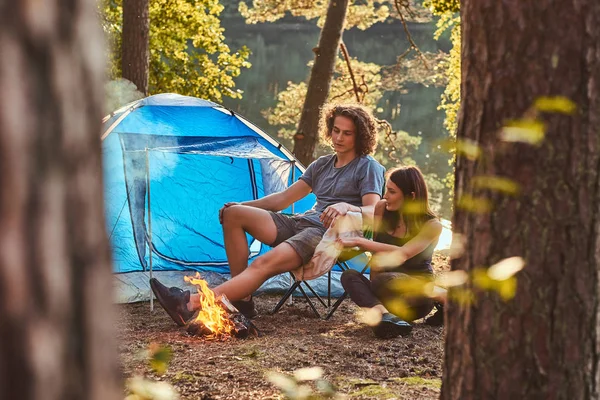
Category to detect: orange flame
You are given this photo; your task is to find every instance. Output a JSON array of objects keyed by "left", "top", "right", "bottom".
[{"left": 184, "top": 273, "right": 234, "bottom": 337}]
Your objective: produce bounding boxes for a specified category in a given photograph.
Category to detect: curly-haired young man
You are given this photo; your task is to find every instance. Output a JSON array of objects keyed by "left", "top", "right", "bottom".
[{"left": 150, "top": 103, "right": 386, "bottom": 324}]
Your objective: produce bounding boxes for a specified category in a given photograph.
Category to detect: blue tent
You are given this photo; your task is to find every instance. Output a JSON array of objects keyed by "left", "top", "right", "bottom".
[{"left": 103, "top": 94, "right": 367, "bottom": 302}]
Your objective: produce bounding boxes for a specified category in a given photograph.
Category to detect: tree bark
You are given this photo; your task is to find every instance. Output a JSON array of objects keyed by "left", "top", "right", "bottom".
[
  {"left": 122, "top": 0, "right": 150, "bottom": 95},
  {"left": 443, "top": 1, "right": 600, "bottom": 399},
  {"left": 0, "top": 2, "right": 119, "bottom": 400},
  {"left": 292, "top": 0, "right": 349, "bottom": 166}
]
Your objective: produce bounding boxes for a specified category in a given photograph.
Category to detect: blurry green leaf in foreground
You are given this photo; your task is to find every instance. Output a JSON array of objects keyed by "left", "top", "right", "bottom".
[
  {"left": 402, "top": 200, "right": 427, "bottom": 215},
  {"left": 448, "top": 233, "right": 466, "bottom": 259},
  {"left": 487, "top": 256, "right": 525, "bottom": 280},
  {"left": 439, "top": 138, "right": 482, "bottom": 160},
  {"left": 148, "top": 343, "right": 172, "bottom": 375},
  {"left": 500, "top": 119, "right": 546, "bottom": 145},
  {"left": 435, "top": 270, "right": 469, "bottom": 288},
  {"left": 472, "top": 175, "right": 520, "bottom": 196},
  {"left": 294, "top": 367, "right": 324, "bottom": 382},
  {"left": 534, "top": 96, "right": 577, "bottom": 115},
  {"left": 448, "top": 288, "right": 475, "bottom": 306},
  {"left": 357, "top": 307, "right": 383, "bottom": 327},
  {"left": 126, "top": 376, "right": 179, "bottom": 400},
  {"left": 370, "top": 249, "right": 407, "bottom": 270},
  {"left": 266, "top": 371, "right": 298, "bottom": 394},
  {"left": 384, "top": 298, "right": 416, "bottom": 322},
  {"left": 456, "top": 194, "right": 492, "bottom": 213}
]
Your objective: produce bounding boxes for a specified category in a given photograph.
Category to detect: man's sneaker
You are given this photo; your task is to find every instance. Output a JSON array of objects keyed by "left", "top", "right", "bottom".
[
  {"left": 231, "top": 297, "right": 258, "bottom": 319},
  {"left": 373, "top": 313, "right": 413, "bottom": 338},
  {"left": 150, "top": 278, "right": 194, "bottom": 326},
  {"left": 424, "top": 303, "right": 444, "bottom": 327}
]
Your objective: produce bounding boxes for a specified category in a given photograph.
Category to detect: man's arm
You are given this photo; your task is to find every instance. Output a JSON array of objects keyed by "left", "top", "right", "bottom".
[
  {"left": 219, "top": 180, "right": 312, "bottom": 223},
  {"left": 242, "top": 179, "right": 312, "bottom": 211}
]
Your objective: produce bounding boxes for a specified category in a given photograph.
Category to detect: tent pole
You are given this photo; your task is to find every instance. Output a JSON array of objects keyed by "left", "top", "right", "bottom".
[
  {"left": 289, "top": 161, "right": 295, "bottom": 305},
  {"left": 146, "top": 148, "right": 154, "bottom": 312}
]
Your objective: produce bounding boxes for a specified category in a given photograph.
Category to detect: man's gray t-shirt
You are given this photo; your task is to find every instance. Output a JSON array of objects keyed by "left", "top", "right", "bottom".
[{"left": 298, "top": 154, "right": 385, "bottom": 226}]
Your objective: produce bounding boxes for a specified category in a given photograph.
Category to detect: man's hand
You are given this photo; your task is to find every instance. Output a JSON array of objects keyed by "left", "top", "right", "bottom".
[
  {"left": 319, "top": 202, "right": 355, "bottom": 228},
  {"left": 219, "top": 202, "right": 240, "bottom": 224}
]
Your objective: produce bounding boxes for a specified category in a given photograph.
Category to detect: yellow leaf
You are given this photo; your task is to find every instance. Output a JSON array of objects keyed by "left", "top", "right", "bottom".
[
  {"left": 148, "top": 344, "right": 172, "bottom": 375},
  {"left": 385, "top": 298, "right": 415, "bottom": 321},
  {"left": 500, "top": 119, "right": 546, "bottom": 145},
  {"left": 370, "top": 249, "right": 406, "bottom": 270},
  {"left": 472, "top": 268, "right": 494, "bottom": 290},
  {"left": 294, "top": 367, "right": 324, "bottom": 382},
  {"left": 534, "top": 96, "right": 576, "bottom": 115},
  {"left": 472, "top": 176, "right": 520, "bottom": 196},
  {"left": 497, "top": 276, "right": 518, "bottom": 300},
  {"left": 435, "top": 270, "right": 468, "bottom": 288},
  {"left": 448, "top": 233, "right": 466, "bottom": 259},
  {"left": 356, "top": 307, "right": 383, "bottom": 327},
  {"left": 487, "top": 256, "right": 525, "bottom": 280},
  {"left": 266, "top": 372, "right": 297, "bottom": 393},
  {"left": 387, "top": 277, "right": 429, "bottom": 298},
  {"left": 448, "top": 288, "right": 475, "bottom": 306},
  {"left": 456, "top": 195, "right": 492, "bottom": 213},
  {"left": 439, "top": 138, "right": 481, "bottom": 160}
]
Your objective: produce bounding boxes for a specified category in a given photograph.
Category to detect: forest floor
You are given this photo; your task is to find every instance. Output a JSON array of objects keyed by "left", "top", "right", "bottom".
[{"left": 117, "top": 254, "right": 449, "bottom": 400}]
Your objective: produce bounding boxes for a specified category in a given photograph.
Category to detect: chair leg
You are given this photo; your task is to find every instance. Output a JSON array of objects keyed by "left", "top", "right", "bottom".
[
  {"left": 302, "top": 281, "right": 328, "bottom": 308},
  {"left": 324, "top": 292, "right": 348, "bottom": 320},
  {"left": 296, "top": 283, "right": 322, "bottom": 318},
  {"left": 271, "top": 280, "right": 300, "bottom": 314}
]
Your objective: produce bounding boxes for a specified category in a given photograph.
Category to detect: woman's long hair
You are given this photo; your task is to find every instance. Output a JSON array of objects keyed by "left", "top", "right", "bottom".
[{"left": 380, "top": 166, "right": 438, "bottom": 238}]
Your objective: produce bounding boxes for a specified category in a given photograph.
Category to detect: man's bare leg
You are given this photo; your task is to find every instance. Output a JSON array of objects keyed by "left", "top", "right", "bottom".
[
  {"left": 188, "top": 242, "right": 302, "bottom": 310},
  {"left": 221, "top": 205, "right": 278, "bottom": 278}
]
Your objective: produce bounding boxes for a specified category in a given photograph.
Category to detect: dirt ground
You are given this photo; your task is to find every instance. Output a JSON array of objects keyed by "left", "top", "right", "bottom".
[{"left": 117, "top": 254, "right": 448, "bottom": 400}]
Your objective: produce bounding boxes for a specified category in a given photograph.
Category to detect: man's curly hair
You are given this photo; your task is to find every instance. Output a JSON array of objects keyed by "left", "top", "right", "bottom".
[{"left": 319, "top": 103, "right": 378, "bottom": 156}]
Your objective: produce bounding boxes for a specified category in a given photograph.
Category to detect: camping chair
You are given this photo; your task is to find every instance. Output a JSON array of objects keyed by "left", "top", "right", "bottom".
[{"left": 270, "top": 239, "right": 372, "bottom": 320}]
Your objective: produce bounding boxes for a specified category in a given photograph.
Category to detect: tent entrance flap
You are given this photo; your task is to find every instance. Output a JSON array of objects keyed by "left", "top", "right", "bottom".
[{"left": 117, "top": 146, "right": 293, "bottom": 273}]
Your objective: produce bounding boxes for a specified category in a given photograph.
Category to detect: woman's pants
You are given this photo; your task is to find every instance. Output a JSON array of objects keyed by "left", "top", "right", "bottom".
[{"left": 340, "top": 269, "right": 434, "bottom": 322}]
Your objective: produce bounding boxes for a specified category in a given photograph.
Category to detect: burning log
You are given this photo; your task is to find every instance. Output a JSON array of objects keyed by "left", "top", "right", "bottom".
[{"left": 183, "top": 273, "right": 260, "bottom": 339}]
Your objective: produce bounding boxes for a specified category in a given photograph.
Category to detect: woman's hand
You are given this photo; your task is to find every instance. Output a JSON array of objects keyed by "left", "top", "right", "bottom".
[
  {"left": 320, "top": 202, "right": 355, "bottom": 228},
  {"left": 337, "top": 237, "right": 364, "bottom": 249},
  {"left": 218, "top": 202, "right": 240, "bottom": 224}
]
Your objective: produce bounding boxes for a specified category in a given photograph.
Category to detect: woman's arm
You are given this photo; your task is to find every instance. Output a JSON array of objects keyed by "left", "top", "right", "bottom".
[
  {"left": 338, "top": 219, "right": 442, "bottom": 267},
  {"left": 319, "top": 193, "right": 381, "bottom": 228}
]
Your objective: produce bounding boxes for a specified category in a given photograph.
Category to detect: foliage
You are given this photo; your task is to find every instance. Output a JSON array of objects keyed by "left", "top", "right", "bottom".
[
  {"left": 424, "top": 0, "right": 460, "bottom": 196},
  {"left": 380, "top": 51, "right": 448, "bottom": 91},
  {"left": 264, "top": 56, "right": 421, "bottom": 166},
  {"left": 102, "top": 0, "right": 251, "bottom": 103},
  {"left": 239, "top": 0, "right": 431, "bottom": 29}
]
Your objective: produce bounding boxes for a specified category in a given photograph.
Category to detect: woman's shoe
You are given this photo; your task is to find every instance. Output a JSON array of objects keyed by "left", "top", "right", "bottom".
[
  {"left": 424, "top": 303, "right": 444, "bottom": 326},
  {"left": 373, "top": 313, "right": 413, "bottom": 338}
]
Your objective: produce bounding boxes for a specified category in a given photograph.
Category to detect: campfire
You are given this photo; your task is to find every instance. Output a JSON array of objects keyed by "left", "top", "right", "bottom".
[{"left": 183, "top": 273, "right": 259, "bottom": 339}]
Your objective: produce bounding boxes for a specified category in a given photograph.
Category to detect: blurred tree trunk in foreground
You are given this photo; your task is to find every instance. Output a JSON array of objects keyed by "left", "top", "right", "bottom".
[
  {"left": 0, "top": 2, "right": 119, "bottom": 400},
  {"left": 122, "top": 0, "right": 150, "bottom": 95},
  {"left": 293, "top": 0, "right": 349, "bottom": 166},
  {"left": 443, "top": 1, "right": 600, "bottom": 399}
]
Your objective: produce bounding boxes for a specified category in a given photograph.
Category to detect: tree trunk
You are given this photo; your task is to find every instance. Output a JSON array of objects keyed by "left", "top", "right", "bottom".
[
  {"left": 292, "top": 0, "right": 349, "bottom": 166},
  {"left": 122, "top": 0, "right": 150, "bottom": 95},
  {"left": 0, "top": 2, "right": 119, "bottom": 400},
  {"left": 443, "top": 1, "right": 600, "bottom": 399}
]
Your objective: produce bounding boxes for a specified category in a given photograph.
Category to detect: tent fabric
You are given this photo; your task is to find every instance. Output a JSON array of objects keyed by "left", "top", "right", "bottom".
[{"left": 104, "top": 94, "right": 369, "bottom": 302}]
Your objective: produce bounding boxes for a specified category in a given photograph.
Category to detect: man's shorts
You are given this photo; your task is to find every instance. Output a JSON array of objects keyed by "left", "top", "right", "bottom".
[{"left": 267, "top": 212, "right": 327, "bottom": 265}]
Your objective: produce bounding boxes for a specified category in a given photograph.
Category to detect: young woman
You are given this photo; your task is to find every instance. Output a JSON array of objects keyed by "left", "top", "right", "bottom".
[{"left": 339, "top": 166, "right": 442, "bottom": 338}]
